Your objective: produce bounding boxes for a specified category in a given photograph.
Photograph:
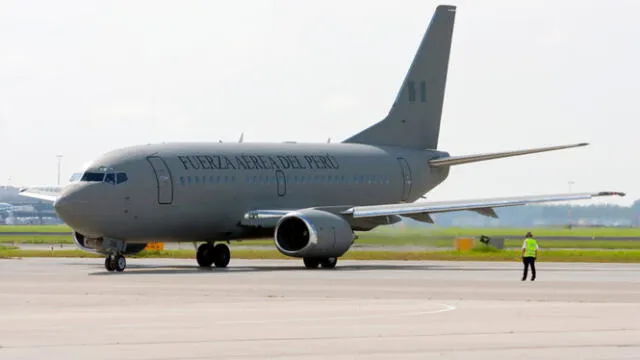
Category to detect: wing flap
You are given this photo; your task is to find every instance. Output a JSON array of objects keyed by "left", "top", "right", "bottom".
[
  {"left": 471, "top": 207, "right": 499, "bottom": 219},
  {"left": 403, "top": 213, "right": 435, "bottom": 224}
]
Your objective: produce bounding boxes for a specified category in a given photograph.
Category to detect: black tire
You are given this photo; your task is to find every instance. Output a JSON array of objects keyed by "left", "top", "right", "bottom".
[
  {"left": 104, "top": 256, "right": 114, "bottom": 272},
  {"left": 320, "top": 257, "right": 338, "bottom": 269},
  {"left": 213, "top": 244, "right": 230, "bottom": 268},
  {"left": 196, "top": 243, "right": 214, "bottom": 267},
  {"left": 113, "top": 255, "right": 126, "bottom": 272},
  {"left": 303, "top": 257, "right": 320, "bottom": 269}
]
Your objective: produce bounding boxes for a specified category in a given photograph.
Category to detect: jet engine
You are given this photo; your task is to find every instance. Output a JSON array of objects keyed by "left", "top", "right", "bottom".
[
  {"left": 274, "top": 209, "right": 355, "bottom": 258},
  {"left": 72, "top": 232, "right": 147, "bottom": 255}
]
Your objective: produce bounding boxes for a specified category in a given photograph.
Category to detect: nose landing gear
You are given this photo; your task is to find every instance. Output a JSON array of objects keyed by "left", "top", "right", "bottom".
[
  {"left": 196, "top": 242, "right": 231, "bottom": 268},
  {"left": 104, "top": 254, "right": 126, "bottom": 272}
]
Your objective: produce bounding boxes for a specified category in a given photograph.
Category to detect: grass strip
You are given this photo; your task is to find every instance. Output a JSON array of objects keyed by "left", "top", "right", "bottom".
[
  {"left": 0, "top": 225, "right": 72, "bottom": 233},
  {"left": 1, "top": 248, "right": 639, "bottom": 263}
]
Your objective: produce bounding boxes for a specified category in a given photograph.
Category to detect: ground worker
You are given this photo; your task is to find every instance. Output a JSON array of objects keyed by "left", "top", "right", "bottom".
[{"left": 521, "top": 232, "right": 538, "bottom": 281}]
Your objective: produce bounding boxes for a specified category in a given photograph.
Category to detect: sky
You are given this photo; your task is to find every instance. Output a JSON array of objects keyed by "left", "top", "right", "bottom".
[{"left": 0, "top": 0, "right": 638, "bottom": 206}]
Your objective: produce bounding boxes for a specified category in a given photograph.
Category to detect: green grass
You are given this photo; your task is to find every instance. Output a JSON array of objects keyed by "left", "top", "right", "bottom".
[
  {"left": 0, "top": 225, "right": 71, "bottom": 233},
  {"left": 1, "top": 248, "right": 639, "bottom": 263},
  {"left": 0, "top": 235, "right": 72, "bottom": 244}
]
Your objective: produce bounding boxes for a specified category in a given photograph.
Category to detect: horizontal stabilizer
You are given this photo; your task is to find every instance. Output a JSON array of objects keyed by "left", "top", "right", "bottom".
[{"left": 429, "top": 143, "right": 588, "bottom": 167}]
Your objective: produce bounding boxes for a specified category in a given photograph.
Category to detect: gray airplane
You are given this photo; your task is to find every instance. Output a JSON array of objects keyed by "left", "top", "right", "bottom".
[{"left": 20, "top": 5, "right": 624, "bottom": 272}]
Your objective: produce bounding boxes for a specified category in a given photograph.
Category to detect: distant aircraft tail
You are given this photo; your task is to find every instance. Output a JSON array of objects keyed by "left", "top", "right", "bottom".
[{"left": 344, "top": 5, "right": 456, "bottom": 150}]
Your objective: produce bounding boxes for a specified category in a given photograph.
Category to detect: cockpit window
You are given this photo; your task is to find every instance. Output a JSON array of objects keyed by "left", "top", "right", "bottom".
[
  {"left": 69, "top": 173, "right": 82, "bottom": 182},
  {"left": 116, "top": 173, "right": 128, "bottom": 184},
  {"left": 104, "top": 173, "right": 116, "bottom": 185},
  {"left": 81, "top": 172, "right": 106, "bottom": 182},
  {"left": 79, "top": 171, "right": 128, "bottom": 185}
]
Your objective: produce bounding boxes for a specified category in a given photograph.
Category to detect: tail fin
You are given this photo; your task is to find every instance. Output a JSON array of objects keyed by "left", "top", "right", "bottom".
[{"left": 344, "top": 5, "right": 456, "bottom": 149}]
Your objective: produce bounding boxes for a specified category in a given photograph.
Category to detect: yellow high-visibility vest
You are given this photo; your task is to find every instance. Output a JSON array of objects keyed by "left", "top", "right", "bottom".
[{"left": 524, "top": 238, "right": 538, "bottom": 257}]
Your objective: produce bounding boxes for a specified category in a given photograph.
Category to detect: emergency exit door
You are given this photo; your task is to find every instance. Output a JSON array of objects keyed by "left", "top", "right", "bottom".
[
  {"left": 147, "top": 156, "right": 173, "bottom": 204},
  {"left": 275, "top": 170, "right": 286, "bottom": 196},
  {"left": 397, "top": 158, "right": 412, "bottom": 202}
]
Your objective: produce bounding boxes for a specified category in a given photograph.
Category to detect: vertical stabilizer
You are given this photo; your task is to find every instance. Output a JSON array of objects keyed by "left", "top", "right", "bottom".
[{"left": 344, "top": 5, "right": 456, "bottom": 149}]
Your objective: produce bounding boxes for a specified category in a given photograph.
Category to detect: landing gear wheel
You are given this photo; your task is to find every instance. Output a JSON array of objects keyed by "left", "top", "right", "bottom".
[
  {"left": 320, "top": 257, "right": 338, "bottom": 269},
  {"left": 104, "top": 256, "right": 115, "bottom": 272},
  {"left": 213, "top": 244, "right": 230, "bottom": 268},
  {"left": 196, "top": 243, "right": 214, "bottom": 267},
  {"left": 112, "top": 255, "right": 126, "bottom": 272},
  {"left": 303, "top": 257, "right": 320, "bottom": 269}
]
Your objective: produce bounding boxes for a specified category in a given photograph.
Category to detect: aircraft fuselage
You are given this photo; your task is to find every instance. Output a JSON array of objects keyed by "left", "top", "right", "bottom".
[{"left": 55, "top": 143, "right": 450, "bottom": 243}]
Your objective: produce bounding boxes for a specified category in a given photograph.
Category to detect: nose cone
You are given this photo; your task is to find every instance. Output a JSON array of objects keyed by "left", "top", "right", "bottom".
[
  {"left": 54, "top": 186, "right": 107, "bottom": 236},
  {"left": 53, "top": 189, "right": 85, "bottom": 227}
]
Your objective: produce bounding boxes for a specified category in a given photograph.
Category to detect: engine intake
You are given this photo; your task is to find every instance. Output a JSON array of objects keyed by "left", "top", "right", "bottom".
[{"left": 274, "top": 209, "right": 354, "bottom": 258}]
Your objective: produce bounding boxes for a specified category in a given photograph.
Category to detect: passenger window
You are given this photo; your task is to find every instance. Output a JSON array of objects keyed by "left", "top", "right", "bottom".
[
  {"left": 116, "top": 173, "right": 128, "bottom": 184},
  {"left": 104, "top": 173, "right": 116, "bottom": 185}
]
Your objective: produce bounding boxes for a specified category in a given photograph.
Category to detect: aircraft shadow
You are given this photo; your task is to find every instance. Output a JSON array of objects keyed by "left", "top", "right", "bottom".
[
  {"left": 87, "top": 263, "right": 457, "bottom": 276},
  {"left": 84, "top": 262, "right": 613, "bottom": 276},
  {"left": 83, "top": 262, "right": 561, "bottom": 276}
]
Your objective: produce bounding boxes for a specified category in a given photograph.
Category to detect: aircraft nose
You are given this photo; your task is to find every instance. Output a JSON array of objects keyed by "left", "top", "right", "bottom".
[
  {"left": 53, "top": 187, "right": 96, "bottom": 231},
  {"left": 53, "top": 190, "right": 83, "bottom": 223}
]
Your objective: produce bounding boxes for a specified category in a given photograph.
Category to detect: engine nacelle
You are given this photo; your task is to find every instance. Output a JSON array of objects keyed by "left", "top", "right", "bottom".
[
  {"left": 274, "top": 209, "right": 355, "bottom": 258},
  {"left": 73, "top": 232, "right": 147, "bottom": 255}
]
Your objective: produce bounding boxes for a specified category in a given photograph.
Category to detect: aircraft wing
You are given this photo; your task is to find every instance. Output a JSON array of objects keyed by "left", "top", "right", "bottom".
[
  {"left": 241, "top": 191, "right": 625, "bottom": 228},
  {"left": 17, "top": 186, "right": 62, "bottom": 202},
  {"left": 342, "top": 191, "right": 625, "bottom": 221}
]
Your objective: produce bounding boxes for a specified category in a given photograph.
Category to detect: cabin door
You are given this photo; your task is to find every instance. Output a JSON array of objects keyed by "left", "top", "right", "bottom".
[{"left": 397, "top": 157, "right": 412, "bottom": 202}]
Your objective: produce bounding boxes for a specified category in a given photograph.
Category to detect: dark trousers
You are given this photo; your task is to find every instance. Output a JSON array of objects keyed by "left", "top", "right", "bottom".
[{"left": 522, "top": 256, "right": 536, "bottom": 280}]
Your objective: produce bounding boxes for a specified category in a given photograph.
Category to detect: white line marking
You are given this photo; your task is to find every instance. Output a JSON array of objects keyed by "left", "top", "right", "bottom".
[{"left": 215, "top": 302, "right": 457, "bottom": 325}]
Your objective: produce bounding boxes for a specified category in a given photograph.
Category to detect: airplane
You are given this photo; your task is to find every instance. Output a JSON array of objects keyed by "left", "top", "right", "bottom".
[{"left": 19, "top": 4, "right": 624, "bottom": 272}]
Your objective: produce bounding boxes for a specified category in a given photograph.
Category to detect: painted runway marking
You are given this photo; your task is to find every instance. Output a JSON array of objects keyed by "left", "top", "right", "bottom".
[{"left": 214, "top": 302, "right": 457, "bottom": 325}]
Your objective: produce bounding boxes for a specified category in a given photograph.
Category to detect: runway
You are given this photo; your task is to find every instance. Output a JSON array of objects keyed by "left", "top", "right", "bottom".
[{"left": 0, "top": 258, "right": 639, "bottom": 359}]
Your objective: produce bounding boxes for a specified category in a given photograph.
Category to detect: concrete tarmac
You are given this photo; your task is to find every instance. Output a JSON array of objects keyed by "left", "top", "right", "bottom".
[{"left": 0, "top": 258, "right": 639, "bottom": 360}]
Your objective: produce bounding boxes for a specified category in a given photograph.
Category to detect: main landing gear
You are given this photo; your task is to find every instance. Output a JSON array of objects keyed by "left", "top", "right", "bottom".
[
  {"left": 196, "top": 242, "right": 231, "bottom": 268},
  {"left": 104, "top": 254, "right": 126, "bottom": 272},
  {"left": 303, "top": 257, "right": 338, "bottom": 269}
]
